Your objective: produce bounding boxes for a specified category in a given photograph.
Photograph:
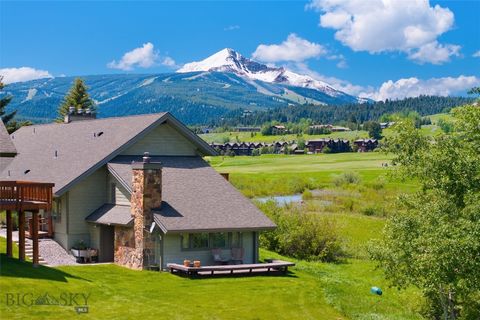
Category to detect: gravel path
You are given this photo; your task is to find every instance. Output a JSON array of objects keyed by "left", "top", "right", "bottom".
[{"left": 0, "top": 228, "right": 79, "bottom": 266}]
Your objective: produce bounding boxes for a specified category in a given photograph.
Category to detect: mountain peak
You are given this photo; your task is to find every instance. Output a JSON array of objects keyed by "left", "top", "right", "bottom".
[{"left": 177, "top": 48, "right": 353, "bottom": 100}]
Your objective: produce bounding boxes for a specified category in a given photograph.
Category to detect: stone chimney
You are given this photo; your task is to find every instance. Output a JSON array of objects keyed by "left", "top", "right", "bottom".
[{"left": 128, "top": 152, "right": 162, "bottom": 269}]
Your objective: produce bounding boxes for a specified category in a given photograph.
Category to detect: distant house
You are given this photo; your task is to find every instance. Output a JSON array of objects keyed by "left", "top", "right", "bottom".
[
  {"left": 379, "top": 122, "right": 395, "bottom": 129},
  {"left": 354, "top": 139, "right": 378, "bottom": 152},
  {"left": 271, "top": 125, "right": 286, "bottom": 134},
  {"left": 306, "top": 139, "right": 351, "bottom": 153},
  {"left": 2, "top": 113, "right": 275, "bottom": 270},
  {"left": 309, "top": 124, "right": 351, "bottom": 132}
]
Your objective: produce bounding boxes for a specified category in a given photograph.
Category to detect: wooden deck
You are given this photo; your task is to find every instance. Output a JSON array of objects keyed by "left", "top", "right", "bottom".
[
  {"left": 167, "top": 260, "right": 295, "bottom": 277},
  {"left": 1, "top": 180, "right": 54, "bottom": 267}
]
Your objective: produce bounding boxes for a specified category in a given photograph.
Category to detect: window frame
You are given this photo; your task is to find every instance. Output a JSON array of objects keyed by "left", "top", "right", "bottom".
[{"left": 180, "top": 232, "right": 243, "bottom": 251}]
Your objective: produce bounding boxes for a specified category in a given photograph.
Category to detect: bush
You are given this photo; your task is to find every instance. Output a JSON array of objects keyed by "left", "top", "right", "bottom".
[
  {"left": 302, "top": 189, "right": 313, "bottom": 200},
  {"left": 343, "top": 198, "right": 355, "bottom": 212},
  {"left": 259, "top": 202, "right": 344, "bottom": 262},
  {"left": 362, "top": 205, "right": 386, "bottom": 217},
  {"left": 368, "top": 176, "right": 386, "bottom": 190},
  {"left": 333, "top": 172, "right": 361, "bottom": 186}
]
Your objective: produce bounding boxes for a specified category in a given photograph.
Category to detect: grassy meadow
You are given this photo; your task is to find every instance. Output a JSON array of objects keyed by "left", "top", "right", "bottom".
[{"left": 1, "top": 152, "right": 424, "bottom": 319}]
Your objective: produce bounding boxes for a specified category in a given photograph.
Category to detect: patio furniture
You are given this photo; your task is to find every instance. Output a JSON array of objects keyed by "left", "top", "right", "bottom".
[
  {"left": 211, "top": 248, "right": 229, "bottom": 265},
  {"left": 230, "top": 247, "right": 244, "bottom": 264}
]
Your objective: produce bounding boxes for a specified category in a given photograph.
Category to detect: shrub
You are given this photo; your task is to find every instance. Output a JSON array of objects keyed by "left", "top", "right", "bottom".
[
  {"left": 302, "top": 189, "right": 313, "bottom": 200},
  {"left": 343, "top": 198, "right": 355, "bottom": 212},
  {"left": 362, "top": 205, "right": 386, "bottom": 217},
  {"left": 369, "top": 176, "right": 386, "bottom": 190},
  {"left": 259, "top": 203, "right": 344, "bottom": 262},
  {"left": 333, "top": 172, "right": 361, "bottom": 186}
]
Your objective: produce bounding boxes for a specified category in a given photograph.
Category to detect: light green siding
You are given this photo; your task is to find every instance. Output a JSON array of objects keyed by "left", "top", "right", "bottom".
[
  {"left": 121, "top": 122, "right": 197, "bottom": 156},
  {"left": 89, "top": 224, "right": 100, "bottom": 255},
  {"left": 53, "top": 194, "right": 69, "bottom": 249},
  {"left": 115, "top": 185, "right": 130, "bottom": 206},
  {"left": 160, "top": 231, "right": 256, "bottom": 269},
  {"left": 67, "top": 167, "right": 108, "bottom": 248}
]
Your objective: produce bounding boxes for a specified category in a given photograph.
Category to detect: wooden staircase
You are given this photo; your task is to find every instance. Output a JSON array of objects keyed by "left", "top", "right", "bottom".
[{"left": 14, "top": 240, "right": 49, "bottom": 266}]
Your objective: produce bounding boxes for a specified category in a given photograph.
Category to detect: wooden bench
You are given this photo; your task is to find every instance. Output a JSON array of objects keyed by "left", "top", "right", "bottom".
[{"left": 167, "top": 260, "right": 295, "bottom": 276}]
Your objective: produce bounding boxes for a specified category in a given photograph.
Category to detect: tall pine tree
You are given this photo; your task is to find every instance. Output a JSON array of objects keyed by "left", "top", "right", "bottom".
[
  {"left": 0, "top": 76, "right": 31, "bottom": 133},
  {"left": 57, "top": 78, "right": 96, "bottom": 121}
]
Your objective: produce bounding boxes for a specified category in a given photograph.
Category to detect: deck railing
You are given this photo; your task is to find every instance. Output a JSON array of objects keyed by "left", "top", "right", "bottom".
[{"left": 0, "top": 181, "right": 54, "bottom": 211}]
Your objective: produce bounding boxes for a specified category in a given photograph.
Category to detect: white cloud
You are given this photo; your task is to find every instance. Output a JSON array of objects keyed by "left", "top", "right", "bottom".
[
  {"left": 161, "top": 57, "right": 177, "bottom": 67},
  {"left": 327, "top": 54, "right": 348, "bottom": 68},
  {"left": 407, "top": 41, "right": 461, "bottom": 64},
  {"left": 361, "top": 75, "right": 480, "bottom": 101},
  {"left": 224, "top": 25, "right": 240, "bottom": 31},
  {"left": 252, "top": 34, "right": 327, "bottom": 62},
  {"left": 473, "top": 50, "right": 480, "bottom": 58},
  {"left": 308, "top": 0, "right": 460, "bottom": 64},
  {"left": 289, "top": 62, "right": 478, "bottom": 101},
  {"left": 0, "top": 67, "right": 53, "bottom": 84},
  {"left": 108, "top": 42, "right": 158, "bottom": 70}
]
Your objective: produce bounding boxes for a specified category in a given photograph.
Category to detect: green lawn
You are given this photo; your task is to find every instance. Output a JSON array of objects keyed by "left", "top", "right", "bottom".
[
  {"left": 1, "top": 153, "right": 423, "bottom": 319},
  {"left": 0, "top": 238, "right": 421, "bottom": 320},
  {"left": 206, "top": 153, "right": 414, "bottom": 197}
]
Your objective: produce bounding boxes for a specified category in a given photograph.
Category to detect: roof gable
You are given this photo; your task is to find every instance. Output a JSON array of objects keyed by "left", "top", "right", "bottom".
[
  {"left": 0, "top": 121, "right": 16, "bottom": 155},
  {"left": 107, "top": 156, "right": 276, "bottom": 232},
  {"left": 1, "top": 113, "right": 216, "bottom": 196}
]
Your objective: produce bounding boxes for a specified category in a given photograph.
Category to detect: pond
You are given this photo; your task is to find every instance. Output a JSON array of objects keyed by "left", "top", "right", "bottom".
[{"left": 255, "top": 194, "right": 303, "bottom": 205}]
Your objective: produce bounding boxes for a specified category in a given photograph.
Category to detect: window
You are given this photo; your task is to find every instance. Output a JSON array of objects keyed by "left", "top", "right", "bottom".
[
  {"left": 230, "top": 232, "right": 242, "bottom": 248},
  {"left": 53, "top": 198, "right": 62, "bottom": 223},
  {"left": 211, "top": 232, "right": 227, "bottom": 248},
  {"left": 181, "top": 233, "right": 209, "bottom": 250},
  {"left": 181, "top": 234, "right": 190, "bottom": 249},
  {"left": 181, "top": 232, "right": 243, "bottom": 250},
  {"left": 191, "top": 233, "right": 209, "bottom": 249}
]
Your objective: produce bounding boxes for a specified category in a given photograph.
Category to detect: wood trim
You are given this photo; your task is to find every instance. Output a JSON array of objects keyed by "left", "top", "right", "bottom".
[
  {"left": 18, "top": 210, "right": 25, "bottom": 261},
  {"left": 6, "top": 210, "right": 12, "bottom": 257}
]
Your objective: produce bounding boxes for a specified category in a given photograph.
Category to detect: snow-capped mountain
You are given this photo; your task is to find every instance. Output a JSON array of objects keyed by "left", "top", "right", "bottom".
[{"left": 178, "top": 48, "right": 346, "bottom": 98}]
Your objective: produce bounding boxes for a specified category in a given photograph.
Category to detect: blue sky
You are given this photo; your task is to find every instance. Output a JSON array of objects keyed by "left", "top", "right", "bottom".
[{"left": 1, "top": 0, "right": 479, "bottom": 100}]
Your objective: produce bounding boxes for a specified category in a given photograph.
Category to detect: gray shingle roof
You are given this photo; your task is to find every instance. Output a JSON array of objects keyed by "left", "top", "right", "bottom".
[
  {"left": 85, "top": 204, "right": 133, "bottom": 226},
  {"left": 0, "top": 121, "right": 16, "bottom": 155},
  {"left": 108, "top": 156, "right": 276, "bottom": 233},
  {"left": 0, "top": 113, "right": 216, "bottom": 195}
]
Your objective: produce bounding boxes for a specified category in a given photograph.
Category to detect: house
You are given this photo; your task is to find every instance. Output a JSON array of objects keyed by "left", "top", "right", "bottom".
[
  {"left": 354, "top": 139, "right": 378, "bottom": 152},
  {"left": 306, "top": 138, "right": 351, "bottom": 153},
  {"left": 380, "top": 122, "right": 395, "bottom": 129},
  {"left": 271, "top": 125, "right": 286, "bottom": 134},
  {"left": 1, "top": 113, "right": 275, "bottom": 270}
]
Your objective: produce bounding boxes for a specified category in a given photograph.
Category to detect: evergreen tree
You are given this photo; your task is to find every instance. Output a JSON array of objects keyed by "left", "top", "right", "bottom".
[
  {"left": 57, "top": 78, "right": 96, "bottom": 121},
  {"left": 0, "top": 76, "right": 31, "bottom": 133}
]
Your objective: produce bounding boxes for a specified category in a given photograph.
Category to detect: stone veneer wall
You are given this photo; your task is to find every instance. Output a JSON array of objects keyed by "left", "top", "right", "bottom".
[{"left": 114, "top": 160, "right": 162, "bottom": 270}]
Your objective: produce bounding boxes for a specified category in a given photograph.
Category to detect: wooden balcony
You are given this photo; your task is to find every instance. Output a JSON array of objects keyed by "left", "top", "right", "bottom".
[
  {"left": 1, "top": 180, "right": 54, "bottom": 267},
  {"left": 0, "top": 181, "right": 54, "bottom": 212}
]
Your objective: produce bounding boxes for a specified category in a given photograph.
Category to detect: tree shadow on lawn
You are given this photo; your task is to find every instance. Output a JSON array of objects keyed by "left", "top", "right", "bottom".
[{"left": 0, "top": 254, "right": 90, "bottom": 283}]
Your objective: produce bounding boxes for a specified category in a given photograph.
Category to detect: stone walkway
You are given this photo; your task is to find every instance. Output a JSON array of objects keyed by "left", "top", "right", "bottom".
[{"left": 0, "top": 228, "right": 79, "bottom": 266}]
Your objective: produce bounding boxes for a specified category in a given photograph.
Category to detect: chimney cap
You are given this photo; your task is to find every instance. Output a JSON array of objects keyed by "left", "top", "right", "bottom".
[
  {"left": 132, "top": 152, "right": 162, "bottom": 170},
  {"left": 143, "top": 152, "right": 151, "bottom": 163}
]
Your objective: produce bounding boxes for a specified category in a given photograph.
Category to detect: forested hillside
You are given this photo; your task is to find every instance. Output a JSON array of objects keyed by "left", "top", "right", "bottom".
[{"left": 212, "top": 95, "right": 473, "bottom": 126}]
